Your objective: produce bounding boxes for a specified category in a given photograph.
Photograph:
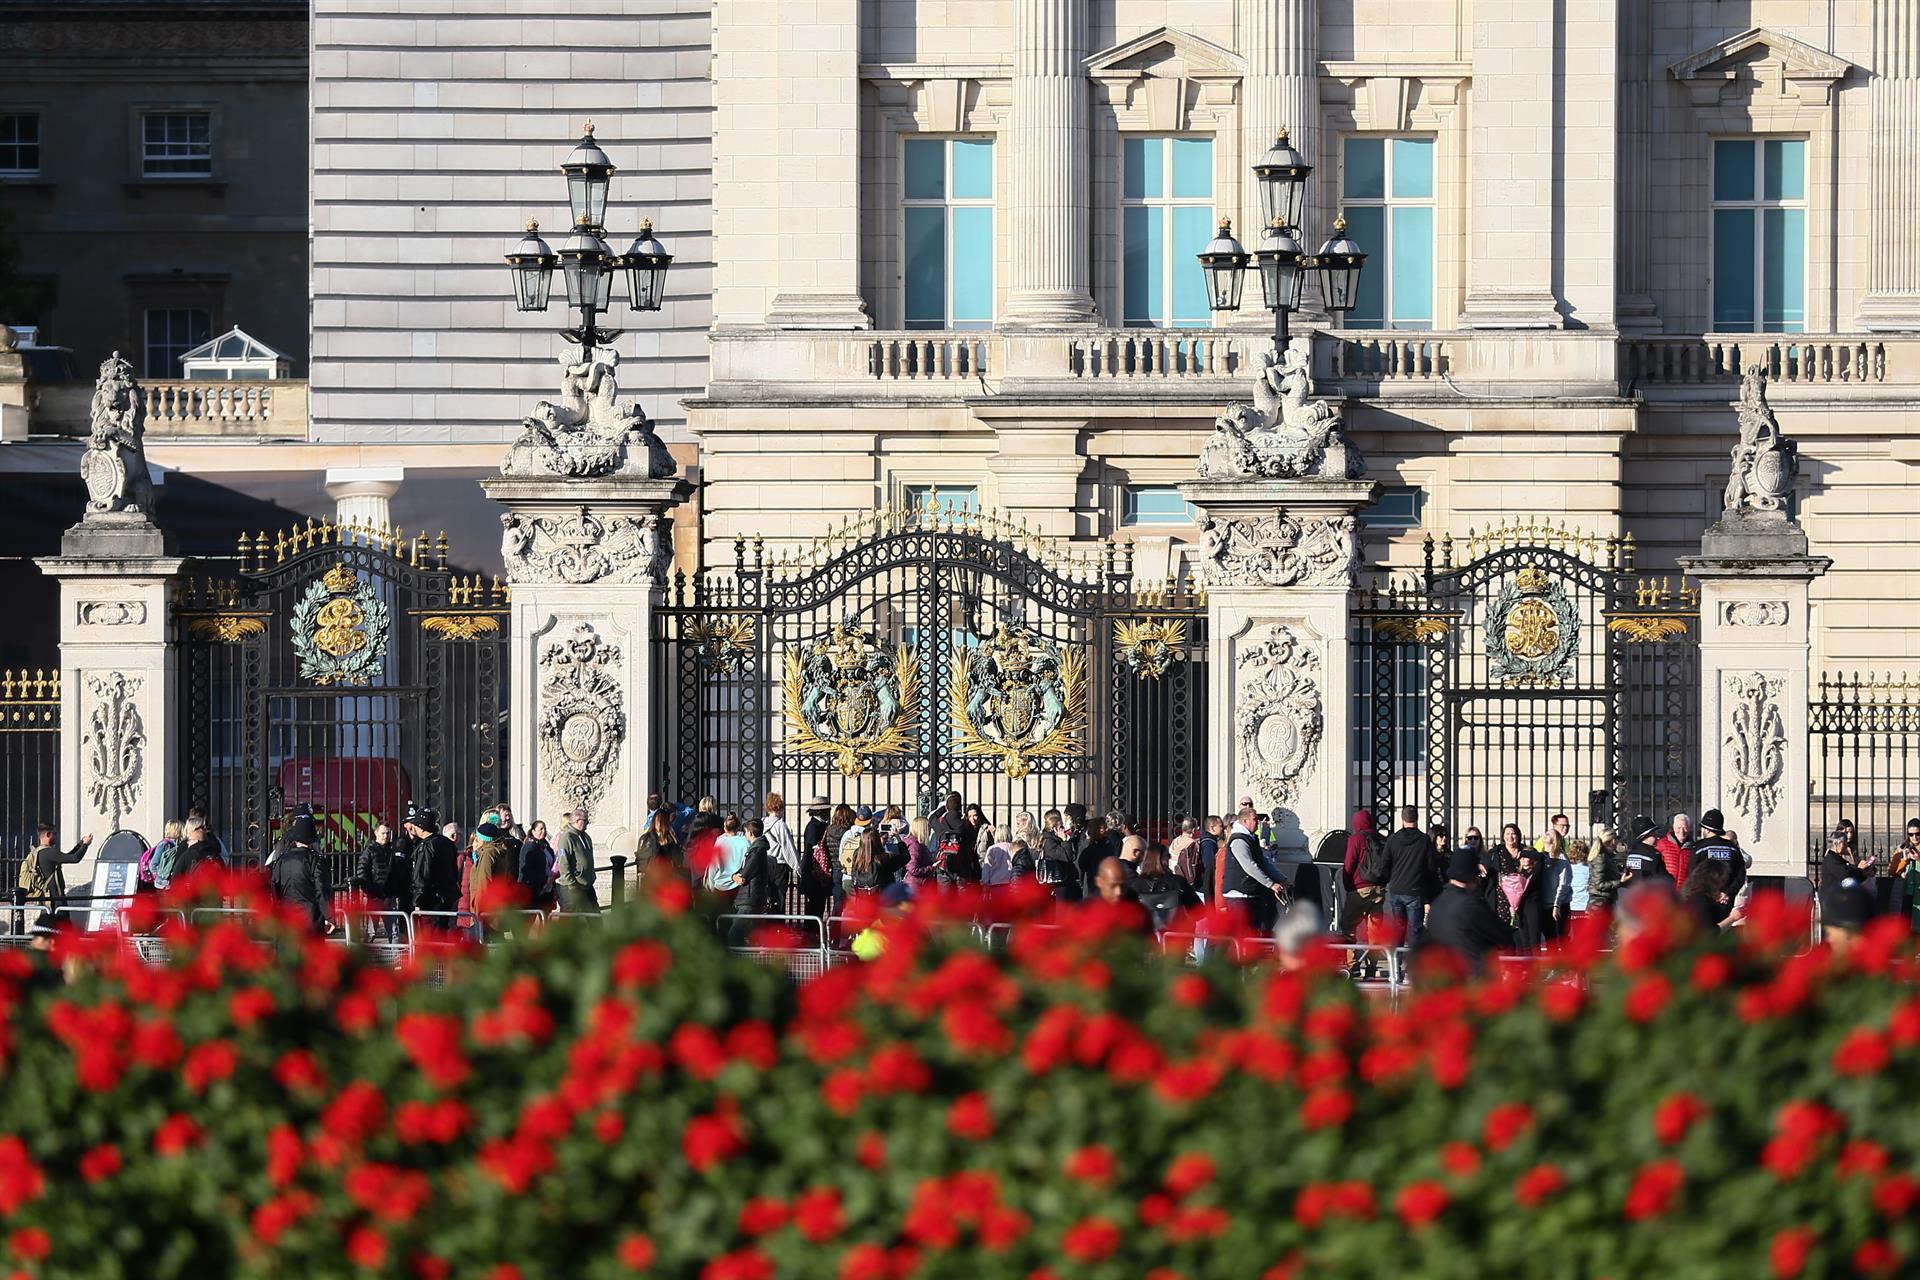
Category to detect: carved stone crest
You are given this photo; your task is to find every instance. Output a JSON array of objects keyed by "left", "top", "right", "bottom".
[
  {"left": 1199, "top": 513, "right": 1358, "bottom": 589},
  {"left": 782, "top": 621, "right": 920, "bottom": 778},
  {"left": 1723, "top": 364, "right": 1797, "bottom": 516},
  {"left": 1197, "top": 348, "right": 1364, "bottom": 481},
  {"left": 1722, "top": 600, "right": 1788, "bottom": 628},
  {"left": 501, "top": 507, "right": 669, "bottom": 585},
  {"left": 538, "top": 623, "right": 626, "bottom": 816},
  {"left": 84, "top": 671, "right": 145, "bottom": 831},
  {"left": 80, "top": 353, "right": 154, "bottom": 517},
  {"left": 1235, "top": 624, "right": 1323, "bottom": 807},
  {"left": 1724, "top": 672, "right": 1786, "bottom": 840},
  {"left": 1485, "top": 565, "right": 1579, "bottom": 687},
  {"left": 950, "top": 623, "right": 1086, "bottom": 779},
  {"left": 78, "top": 600, "right": 146, "bottom": 626},
  {"left": 291, "top": 563, "right": 390, "bottom": 687},
  {"left": 500, "top": 349, "right": 675, "bottom": 479}
]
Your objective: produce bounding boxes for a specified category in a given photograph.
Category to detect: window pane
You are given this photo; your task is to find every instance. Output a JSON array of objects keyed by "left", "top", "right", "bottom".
[
  {"left": 1123, "top": 205, "right": 1163, "bottom": 324},
  {"left": 1123, "top": 137, "right": 1161, "bottom": 199},
  {"left": 1341, "top": 205, "right": 1386, "bottom": 328},
  {"left": 1344, "top": 137, "right": 1385, "bottom": 199},
  {"left": 1361, "top": 486, "right": 1426, "bottom": 529},
  {"left": 1713, "top": 208, "right": 1756, "bottom": 331},
  {"left": 950, "top": 139, "right": 993, "bottom": 199},
  {"left": 1713, "top": 140, "right": 1755, "bottom": 202},
  {"left": 1170, "top": 138, "right": 1212, "bottom": 198},
  {"left": 1763, "top": 207, "right": 1805, "bottom": 333},
  {"left": 907, "top": 484, "right": 979, "bottom": 515},
  {"left": 904, "top": 139, "right": 945, "bottom": 200},
  {"left": 1388, "top": 206, "right": 1434, "bottom": 328},
  {"left": 903, "top": 206, "right": 946, "bottom": 327},
  {"left": 949, "top": 206, "right": 993, "bottom": 325},
  {"left": 1390, "top": 137, "right": 1434, "bottom": 199},
  {"left": 1123, "top": 485, "right": 1195, "bottom": 526},
  {"left": 1170, "top": 205, "right": 1213, "bottom": 327},
  {"left": 1763, "top": 139, "right": 1805, "bottom": 201}
]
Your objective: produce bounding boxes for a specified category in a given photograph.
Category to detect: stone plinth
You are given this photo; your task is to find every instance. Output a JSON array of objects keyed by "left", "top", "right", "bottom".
[
  {"left": 481, "top": 475, "right": 693, "bottom": 866},
  {"left": 1181, "top": 478, "right": 1377, "bottom": 853},
  {"left": 1680, "top": 519, "right": 1831, "bottom": 879},
  {"left": 36, "top": 516, "right": 184, "bottom": 890}
]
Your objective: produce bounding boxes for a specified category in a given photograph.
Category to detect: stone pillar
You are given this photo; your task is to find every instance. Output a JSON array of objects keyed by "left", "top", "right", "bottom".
[
  {"left": 324, "top": 467, "right": 403, "bottom": 530},
  {"left": 1179, "top": 478, "right": 1376, "bottom": 853},
  {"left": 1002, "top": 0, "right": 1095, "bottom": 325},
  {"left": 1680, "top": 518, "right": 1830, "bottom": 880},
  {"left": 765, "top": 0, "right": 871, "bottom": 329},
  {"left": 1859, "top": 0, "right": 1920, "bottom": 330},
  {"left": 1239, "top": 0, "right": 1318, "bottom": 237},
  {"left": 1460, "top": 0, "right": 1563, "bottom": 329},
  {"left": 1614, "top": 0, "right": 1660, "bottom": 331},
  {"left": 480, "top": 476, "right": 692, "bottom": 873}
]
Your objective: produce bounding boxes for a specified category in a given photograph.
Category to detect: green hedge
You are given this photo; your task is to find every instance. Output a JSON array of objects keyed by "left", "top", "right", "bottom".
[{"left": 0, "top": 875, "right": 1917, "bottom": 1280}]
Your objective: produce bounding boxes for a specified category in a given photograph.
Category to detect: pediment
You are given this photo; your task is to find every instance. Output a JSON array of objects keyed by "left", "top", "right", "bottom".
[
  {"left": 1669, "top": 26, "right": 1852, "bottom": 84},
  {"left": 1084, "top": 26, "right": 1245, "bottom": 80}
]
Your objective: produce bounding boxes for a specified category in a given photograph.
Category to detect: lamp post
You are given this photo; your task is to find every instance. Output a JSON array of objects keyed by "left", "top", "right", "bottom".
[
  {"left": 1197, "top": 127, "right": 1365, "bottom": 357},
  {"left": 505, "top": 122, "right": 673, "bottom": 351}
]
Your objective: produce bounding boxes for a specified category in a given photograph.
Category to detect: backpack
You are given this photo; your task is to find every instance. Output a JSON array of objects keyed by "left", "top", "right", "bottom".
[
  {"left": 143, "top": 838, "right": 181, "bottom": 886},
  {"left": 1358, "top": 832, "right": 1392, "bottom": 887},
  {"left": 1172, "top": 838, "right": 1202, "bottom": 887},
  {"left": 1135, "top": 881, "right": 1184, "bottom": 932}
]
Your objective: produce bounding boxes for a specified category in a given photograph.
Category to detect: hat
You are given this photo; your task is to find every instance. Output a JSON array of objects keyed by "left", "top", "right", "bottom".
[
  {"left": 475, "top": 822, "right": 502, "bottom": 842},
  {"left": 1825, "top": 879, "right": 1876, "bottom": 931},
  {"left": 1629, "top": 814, "right": 1658, "bottom": 844},
  {"left": 1446, "top": 846, "right": 1481, "bottom": 882},
  {"left": 855, "top": 804, "right": 875, "bottom": 821},
  {"left": 807, "top": 796, "right": 830, "bottom": 810},
  {"left": 288, "top": 815, "right": 318, "bottom": 846},
  {"left": 408, "top": 807, "right": 438, "bottom": 830},
  {"left": 28, "top": 912, "right": 57, "bottom": 939},
  {"left": 1700, "top": 809, "right": 1725, "bottom": 833}
]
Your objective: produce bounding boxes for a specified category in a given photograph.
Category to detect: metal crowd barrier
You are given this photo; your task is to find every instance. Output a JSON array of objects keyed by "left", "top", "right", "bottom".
[{"left": 716, "top": 913, "right": 829, "bottom": 980}]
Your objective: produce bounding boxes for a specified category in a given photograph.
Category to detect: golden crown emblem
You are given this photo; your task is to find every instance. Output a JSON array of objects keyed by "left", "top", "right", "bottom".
[
  {"left": 823, "top": 624, "right": 870, "bottom": 673},
  {"left": 990, "top": 626, "right": 1034, "bottom": 675},
  {"left": 322, "top": 562, "right": 358, "bottom": 595},
  {"left": 1514, "top": 564, "right": 1550, "bottom": 596}
]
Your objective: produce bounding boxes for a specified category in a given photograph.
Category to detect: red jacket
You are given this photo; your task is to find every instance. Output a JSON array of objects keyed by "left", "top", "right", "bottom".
[
  {"left": 1344, "top": 810, "right": 1379, "bottom": 889},
  {"left": 1655, "top": 834, "right": 1689, "bottom": 884}
]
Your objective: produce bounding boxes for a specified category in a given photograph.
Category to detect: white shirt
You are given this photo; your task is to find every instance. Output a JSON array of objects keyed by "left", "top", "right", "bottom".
[{"left": 763, "top": 813, "right": 799, "bottom": 872}]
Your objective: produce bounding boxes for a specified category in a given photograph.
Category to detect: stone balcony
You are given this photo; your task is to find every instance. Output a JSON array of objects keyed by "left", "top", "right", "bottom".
[{"left": 28, "top": 379, "right": 309, "bottom": 438}]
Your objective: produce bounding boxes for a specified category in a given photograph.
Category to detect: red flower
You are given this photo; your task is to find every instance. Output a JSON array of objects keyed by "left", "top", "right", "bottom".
[
  {"left": 1065, "top": 1145, "right": 1116, "bottom": 1184},
  {"left": 485, "top": 1267, "right": 524, "bottom": 1280},
  {"left": 1838, "top": 1141, "right": 1889, "bottom": 1181},
  {"left": 1440, "top": 1141, "right": 1481, "bottom": 1178},
  {"left": 8, "top": 1228, "right": 49, "bottom": 1262},
  {"left": 670, "top": 1024, "right": 729, "bottom": 1081},
  {"left": 1770, "top": 1227, "right": 1817, "bottom": 1278},
  {"left": 1833, "top": 1027, "right": 1891, "bottom": 1076},
  {"left": 1172, "top": 974, "right": 1211, "bottom": 1007},
  {"left": 1164, "top": 1206, "right": 1230, "bottom": 1241},
  {"left": 1395, "top": 1180, "right": 1449, "bottom": 1229},
  {"left": 322, "top": 1081, "right": 388, "bottom": 1146},
  {"left": 229, "top": 986, "right": 276, "bottom": 1029},
  {"left": 153, "top": 1113, "right": 202, "bottom": 1157},
  {"left": 1872, "top": 1174, "right": 1919, "bottom": 1217},
  {"left": 1624, "top": 974, "right": 1673, "bottom": 1023},
  {"left": 1292, "top": 1180, "right": 1376, "bottom": 1229},
  {"left": 477, "top": 1135, "right": 555, "bottom": 1194},
  {"left": 129, "top": 1019, "right": 182, "bottom": 1071},
  {"left": 1482, "top": 1102, "right": 1535, "bottom": 1153},
  {"left": 77, "top": 1143, "right": 121, "bottom": 1185},
  {"left": 947, "top": 1092, "right": 995, "bottom": 1141},
  {"left": 855, "top": 1132, "right": 886, "bottom": 1170},
  {"left": 837, "top": 1245, "right": 891, "bottom": 1280},
  {"left": 1513, "top": 1164, "right": 1565, "bottom": 1208},
  {"left": 1538, "top": 982, "right": 1585, "bottom": 1021},
  {"left": 1853, "top": 1240, "right": 1901, "bottom": 1277},
  {"left": 250, "top": 1191, "right": 316, "bottom": 1247},
  {"left": 346, "top": 1227, "right": 388, "bottom": 1270},
  {"left": 793, "top": 1186, "right": 844, "bottom": 1243},
  {"left": 1060, "top": 1216, "right": 1121, "bottom": 1263},
  {"left": 978, "top": 1205, "right": 1029, "bottom": 1252},
  {"left": 396, "top": 1013, "right": 469, "bottom": 1089},
  {"left": 700, "top": 1249, "right": 773, "bottom": 1280},
  {"left": 593, "top": 1111, "right": 626, "bottom": 1145},
  {"left": 682, "top": 1104, "right": 746, "bottom": 1173},
  {"left": 183, "top": 1039, "right": 239, "bottom": 1093},
  {"left": 1691, "top": 953, "right": 1733, "bottom": 991},
  {"left": 1299, "top": 1087, "right": 1353, "bottom": 1131},
  {"left": 273, "top": 1050, "right": 325, "bottom": 1094},
  {"left": 1154, "top": 1058, "right": 1225, "bottom": 1105},
  {"left": 1652, "top": 1093, "right": 1708, "bottom": 1146},
  {"left": 1162, "top": 1152, "right": 1216, "bottom": 1199},
  {"left": 1623, "top": 1159, "right": 1684, "bottom": 1221},
  {"left": 266, "top": 1123, "right": 303, "bottom": 1188},
  {"left": 737, "top": 1197, "right": 789, "bottom": 1236},
  {"left": 617, "top": 1234, "right": 655, "bottom": 1271}
]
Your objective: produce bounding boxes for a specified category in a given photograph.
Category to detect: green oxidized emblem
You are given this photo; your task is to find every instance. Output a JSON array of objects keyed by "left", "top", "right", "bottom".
[
  {"left": 291, "top": 562, "right": 390, "bottom": 687},
  {"left": 1484, "top": 563, "right": 1578, "bottom": 688}
]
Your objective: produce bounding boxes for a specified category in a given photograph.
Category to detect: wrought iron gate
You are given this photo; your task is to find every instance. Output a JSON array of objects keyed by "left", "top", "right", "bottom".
[
  {"left": 174, "top": 520, "right": 509, "bottom": 867},
  {"left": 653, "top": 508, "right": 1208, "bottom": 832},
  {"left": 1355, "top": 522, "right": 1698, "bottom": 838}
]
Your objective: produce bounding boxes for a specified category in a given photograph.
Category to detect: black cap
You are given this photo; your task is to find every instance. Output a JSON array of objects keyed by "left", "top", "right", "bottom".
[
  {"left": 28, "top": 912, "right": 57, "bottom": 938},
  {"left": 1826, "top": 880, "right": 1875, "bottom": 931},
  {"left": 288, "top": 815, "right": 318, "bottom": 846},
  {"left": 475, "top": 822, "right": 503, "bottom": 841},
  {"left": 1700, "top": 809, "right": 1725, "bottom": 832},
  {"left": 1630, "top": 814, "right": 1658, "bottom": 844},
  {"left": 409, "top": 807, "right": 438, "bottom": 830},
  {"left": 1446, "top": 846, "right": 1481, "bottom": 881}
]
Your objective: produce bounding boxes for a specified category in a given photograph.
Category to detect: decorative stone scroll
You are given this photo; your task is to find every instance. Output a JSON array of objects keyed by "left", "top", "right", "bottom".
[
  {"left": 500, "top": 506, "right": 669, "bottom": 586},
  {"left": 1236, "top": 624, "right": 1323, "bottom": 807},
  {"left": 1722, "top": 600, "right": 1788, "bottom": 628},
  {"left": 78, "top": 600, "right": 146, "bottom": 626},
  {"left": 84, "top": 671, "right": 145, "bottom": 832},
  {"left": 1723, "top": 365, "right": 1797, "bottom": 516},
  {"left": 1199, "top": 514, "right": 1358, "bottom": 589},
  {"left": 80, "top": 353, "right": 154, "bottom": 518},
  {"left": 1723, "top": 671, "right": 1786, "bottom": 840},
  {"left": 1197, "top": 348, "right": 1365, "bottom": 481},
  {"left": 537, "top": 623, "right": 626, "bottom": 817},
  {"left": 500, "top": 350, "right": 674, "bottom": 480}
]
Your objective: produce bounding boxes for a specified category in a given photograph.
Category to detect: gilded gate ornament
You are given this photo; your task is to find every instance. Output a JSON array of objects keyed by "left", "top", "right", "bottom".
[
  {"left": 685, "top": 616, "right": 756, "bottom": 675},
  {"left": 291, "top": 562, "right": 390, "bottom": 687},
  {"left": 1485, "top": 564, "right": 1578, "bottom": 687},
  {"left": 1113, "top": 618, "right": 1187, "bottom": 680},
  {"left": 950, "top": 624, "right": 1087, "bottom": 779},
  {"left": 781, "top": 621, "right": 920, "bottom": 778}
]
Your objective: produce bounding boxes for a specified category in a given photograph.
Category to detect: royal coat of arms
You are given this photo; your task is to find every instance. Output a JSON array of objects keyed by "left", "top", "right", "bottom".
[
  {"left": 782, "top": 621, "right": 920, "bottom": 777},
  {"left": 1113, "top": 618, "right": 1188, "bottom": 681},
  {"left": 1485, "top": 564, "right": 1578, "bottom": 688},
  {"left": 291, "top": 562, "right": 390, "bottom": 687},
  {"left": 951, "top": 624, "right": 1087, "bottom": 779}
]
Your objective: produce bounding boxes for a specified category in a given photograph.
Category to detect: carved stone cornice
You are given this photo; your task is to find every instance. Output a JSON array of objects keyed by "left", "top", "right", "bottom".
[
  {"left": 1198, "top": 513, "right": 1358, "bottom": 589},
  {"left": 500, "top": 506, "right": 670, "bottom": 587}
]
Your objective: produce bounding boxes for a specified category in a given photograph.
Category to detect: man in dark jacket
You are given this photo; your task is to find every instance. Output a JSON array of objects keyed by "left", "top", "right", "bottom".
[
  {"left": 799, "top": 797, "right": 833, "bottom": 919},
  {"left": 269, "top": 816, "right": 331, "bottom": 934},
  {"left": 1383, "top": 806, "right": 1436, "bottom": 947},
  {"left": 1819, "top": 826, "right": 1875, "bottom": 906},
  {"left": 1423, "top": 845, "right": 1513, "bottom": 976},
  {"left": 17, "top": 823, "right": 91, "bottom": 909},
  {"left": 406, "top": 808, "right": 460, "bottom": 917},
  {"left": 1685, "top": 808, "right": 1749, "bottom": 899},
  {"left": 1195, "top": 815, "right": 1223, "bottom": 903},
  {"left": 1620, "top": 814, "right": 1673, "bottom": 890},
  {"left": 1039, "top": 807, "right": 1086, "bottom": 902}
]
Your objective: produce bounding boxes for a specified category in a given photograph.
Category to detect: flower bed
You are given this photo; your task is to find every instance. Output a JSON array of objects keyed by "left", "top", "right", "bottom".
[{"left": 1, "top": 875, "right": 1917, "bottom": 1279}]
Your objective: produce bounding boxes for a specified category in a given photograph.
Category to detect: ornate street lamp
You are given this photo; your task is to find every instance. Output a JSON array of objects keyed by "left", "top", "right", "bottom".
[
  {"left": 1200, "top": 125, "right": 1365, "bottom": 355},
  {"left": 506, "top": 121, "right": 671, "bottom": 350}
]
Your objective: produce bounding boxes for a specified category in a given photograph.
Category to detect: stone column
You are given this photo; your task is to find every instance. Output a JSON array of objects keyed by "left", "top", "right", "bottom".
[
  {"left": 480, "top": 475, "right": 692, "bottom": 875},
  {"left": 1179, "top": 478, "right": 1376, "bottom": 853},
  {"left": 1460, "top": 0, "right": 1564, "bottom": 329},
  {"left": 324, "top": 467, "right": 403, "bottom": 531},
  {"left": 1859, "top": 0, "right": 1920, "bottom": 330},
  {"left": 1002, "top": 0, "right": 1095, "bottom": 325},
  {"left": 1614, "top": 0, "right": 1660, "bottom": 331},
  {"left": 1239, "top": 0, "right": 1323, "bottom": 329}
]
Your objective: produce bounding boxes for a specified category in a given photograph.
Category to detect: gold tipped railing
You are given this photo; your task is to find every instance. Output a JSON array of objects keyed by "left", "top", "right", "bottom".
[
  {"left": 0, "top": 669, "right": 60, "bottom": 703},
  {"left": 237, "top": 517, "right": 453, "bottom": 574},
  {"left": 1429, "top": 519, "right": 1634, "bottom": 571}
]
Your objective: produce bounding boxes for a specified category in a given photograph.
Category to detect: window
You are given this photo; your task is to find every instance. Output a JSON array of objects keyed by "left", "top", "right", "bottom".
[
  {"left": 0, "top": 114, "right": 39, "bottom": 177},
  {"left": 1341, "top": 137, "right": 1435, "bottom": 330},
  {"left": 142, "top": 112, "right": 212, "bottom": 177},
  {"left": 1122, "top": 136, "right": 1214, "bottom": 328},
  {"left": 1712, "top": 138, "right": 1805, "bottom": 332},
  {"left": 903, "top": 484, "right": 979, "bottom": 516},
  {"left": 903, "top": 137, "right": 994, "bottom": 329},
  {"left": 144, "top": 308, "right": 211, "bottom": 378},
  {"left": 1121, "top": 485, "right": 1196, "bottom": 527},
  {"left": 1360, "top": 485, "right": 1427, "bottom": 530}
]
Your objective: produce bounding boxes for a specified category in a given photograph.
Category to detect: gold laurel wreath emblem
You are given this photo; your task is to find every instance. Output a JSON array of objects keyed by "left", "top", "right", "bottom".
[
  {"left": 950, "top": 645, "right": 1087, "bottom": 779},
  {"left": 781, "top": 645, "right": 921, "bottom": 778}
]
